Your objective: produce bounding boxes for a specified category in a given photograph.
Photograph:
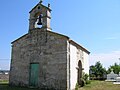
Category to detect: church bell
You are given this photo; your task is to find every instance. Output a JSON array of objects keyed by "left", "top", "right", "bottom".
[{"left": 37, "top": 14, "right": 42, "bottom": 25}]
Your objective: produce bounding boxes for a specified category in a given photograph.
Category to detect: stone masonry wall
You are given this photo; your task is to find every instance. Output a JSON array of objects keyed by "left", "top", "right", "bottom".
[{"left": 10, "top": 28, "right": 68, "bottom": 90}]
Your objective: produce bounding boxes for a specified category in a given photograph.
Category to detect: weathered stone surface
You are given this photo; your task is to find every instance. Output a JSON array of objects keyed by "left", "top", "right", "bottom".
[{"left": 10, "top": 29, "right": 69, "bottom": 89}]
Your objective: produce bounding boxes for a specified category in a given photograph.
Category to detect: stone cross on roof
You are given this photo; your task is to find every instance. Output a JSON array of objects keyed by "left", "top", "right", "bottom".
[
  {"left": 40, "top": 0, "right": 43, "bottom": 3},
  {"left": 111, "top": 69, "right": 114, "bottom": 73}
]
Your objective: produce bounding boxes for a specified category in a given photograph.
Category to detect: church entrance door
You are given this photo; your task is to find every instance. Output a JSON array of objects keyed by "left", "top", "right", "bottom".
[{"left": 29, "top": 63, "right": 39, "bottom": 87}]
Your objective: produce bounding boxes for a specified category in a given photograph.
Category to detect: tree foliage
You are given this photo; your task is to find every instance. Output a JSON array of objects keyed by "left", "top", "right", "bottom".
[
  {"left": 90, "top": 61, "right": 107, "bottom": 80},
  {"left": 107, "top": 63, "right": 120, "bottom": 74}
]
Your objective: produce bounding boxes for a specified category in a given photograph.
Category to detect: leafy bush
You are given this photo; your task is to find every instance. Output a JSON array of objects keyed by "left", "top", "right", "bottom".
[
  {"left": 75, "top": 72, "right": 91, "bottom": 89},
  {"left": 86, "top": 80, "right": 91, "bottom": 84},
  {"left": 81, "top": 72, "right": 91, "bottom": 86},
  {"left": 80, "top": 78, "right": 85, "bottom": 87},
  {"left": 75, "top": 83, "right": 80, "bottom": 90}
]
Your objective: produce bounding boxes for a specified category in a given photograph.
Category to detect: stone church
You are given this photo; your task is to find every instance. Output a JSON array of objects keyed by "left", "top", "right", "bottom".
[{"left": 9, "top": 1, "right": 90, "bottom": 90}]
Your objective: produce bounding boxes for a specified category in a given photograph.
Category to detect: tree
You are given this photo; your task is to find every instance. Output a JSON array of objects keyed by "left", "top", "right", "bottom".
[
  {"left": 107, "top": 63, "right": 120, "bottom": 74},
  {"left": 89, "top": 65, "right": 96, "bottom": 79},
  {"left": 90, "top": 61, "right": 107, "bottom": 80}
]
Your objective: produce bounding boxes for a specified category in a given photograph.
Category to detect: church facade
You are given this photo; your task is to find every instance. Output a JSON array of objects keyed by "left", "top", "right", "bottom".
[{"left": 9, "top": 1, "right": 90, "bottom": 90}]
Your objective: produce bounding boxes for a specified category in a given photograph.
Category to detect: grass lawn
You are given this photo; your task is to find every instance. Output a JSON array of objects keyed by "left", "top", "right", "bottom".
[
  {"left": 0, "top": 81, "right": 41, "bottom": 90},
  {"left": 0, "top": 80, "right": 120, "bottom": 90},
  {"left": 0, "top": 84, "right": 42, "bottom": 90},
  {"left": 79, "top": 80, "right": 120, "bottom": 90}
]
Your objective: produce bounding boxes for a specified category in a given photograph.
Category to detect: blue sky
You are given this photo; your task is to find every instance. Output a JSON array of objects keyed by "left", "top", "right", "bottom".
[{"left": 0, "top": 0, "right": 120, "bottom": 70}]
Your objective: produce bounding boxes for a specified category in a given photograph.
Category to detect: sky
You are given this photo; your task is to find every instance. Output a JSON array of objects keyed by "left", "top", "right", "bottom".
[{"left": 0, "top": 0, "right": 120, "bottom": 70}]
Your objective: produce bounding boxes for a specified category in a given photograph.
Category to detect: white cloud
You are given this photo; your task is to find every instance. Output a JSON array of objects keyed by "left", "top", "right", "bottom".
[{"left": 89, "top": 51, "right": 120, "bottom": 69}]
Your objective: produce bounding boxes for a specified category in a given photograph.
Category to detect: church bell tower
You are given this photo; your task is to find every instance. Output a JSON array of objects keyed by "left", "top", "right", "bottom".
[{"left": 29, "top": 0, "right": 52, "bottom": 31}]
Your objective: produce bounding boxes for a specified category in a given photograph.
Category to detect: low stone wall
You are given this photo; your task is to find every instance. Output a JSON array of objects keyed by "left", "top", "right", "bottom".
[{"left": 0, "top": 74, "right": 9, "bottom": 81}]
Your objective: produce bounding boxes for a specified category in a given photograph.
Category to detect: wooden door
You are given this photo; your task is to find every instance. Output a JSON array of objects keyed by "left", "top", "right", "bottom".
[{"left": 29, "top": 63, "right": 39, "bottom": 87}]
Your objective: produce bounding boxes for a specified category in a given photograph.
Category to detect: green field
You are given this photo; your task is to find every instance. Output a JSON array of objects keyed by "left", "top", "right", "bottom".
[
  {"left": 0, "top": 81, "right": 120, "bottom": 90},
  {"left": 0, "top": 84, "right": 42, "bottom": 90},
  {"left": 0, "top": 81, "right": 40, "bottom": 90},
  {"left": 79, "top": 80, "right": 120, "bottom": 90}
]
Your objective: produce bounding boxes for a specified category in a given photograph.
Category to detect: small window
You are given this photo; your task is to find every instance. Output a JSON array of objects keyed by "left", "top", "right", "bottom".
[{"left": 38, "top": 6, "right": 40, "bottom": 9}]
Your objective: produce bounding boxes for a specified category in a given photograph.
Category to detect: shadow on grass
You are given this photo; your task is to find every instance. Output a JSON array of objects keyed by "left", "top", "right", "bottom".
[{"left": 0, "top": 83, "right": 41, "bottom": 90}]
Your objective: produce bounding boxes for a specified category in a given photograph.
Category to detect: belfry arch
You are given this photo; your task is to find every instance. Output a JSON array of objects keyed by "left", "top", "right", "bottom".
[
  {"left": 34, "top": 12, "right": 43, "bottom": 28},
  {"left": 29, "top": 1, "right": 52, "bottom": 31}
]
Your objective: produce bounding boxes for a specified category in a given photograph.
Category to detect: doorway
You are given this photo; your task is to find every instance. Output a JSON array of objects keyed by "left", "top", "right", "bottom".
[
  {"left": 77, "top": 60, "right": 82, "bottom": 85},
  {"left": 29, "top": 63, "right": 39, "bottom": 87}
]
